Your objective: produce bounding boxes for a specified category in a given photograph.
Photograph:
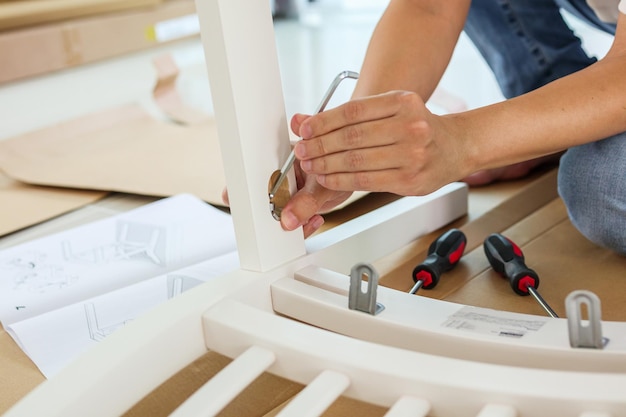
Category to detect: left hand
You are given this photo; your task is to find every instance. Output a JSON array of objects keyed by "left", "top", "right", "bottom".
[{"left": 279, "top": 152, "right": 353, "bottom": 238}]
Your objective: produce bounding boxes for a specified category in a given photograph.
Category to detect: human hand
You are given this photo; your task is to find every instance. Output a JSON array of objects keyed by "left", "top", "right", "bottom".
[
  {"left": 291, "top": 90, "right": 468, "bottom": 197},
  {"left": 221, "top": 157, "right": 352, "bottom": 239},
  {"left": 278, "top": 156, "right": 353, "bottom": 238}
]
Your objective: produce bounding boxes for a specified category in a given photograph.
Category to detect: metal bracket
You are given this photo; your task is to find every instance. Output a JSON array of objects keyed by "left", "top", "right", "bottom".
[
  {"left": 565, "top": 290, "right": 608, "bottom": 349},
  {"left": 349, "top": 263, "right": 385, "bottom": 315}
]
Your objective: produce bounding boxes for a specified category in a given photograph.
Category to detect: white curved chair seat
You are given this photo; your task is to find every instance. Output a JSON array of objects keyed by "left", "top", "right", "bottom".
[{"left": 4, "top": 0, "right": 625, "bottom": 415}]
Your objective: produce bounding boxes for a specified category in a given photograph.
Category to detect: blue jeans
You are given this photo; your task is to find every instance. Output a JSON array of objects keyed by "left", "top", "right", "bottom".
[{"left": 464, "top": 0, "right": 626, "bottom": 254}]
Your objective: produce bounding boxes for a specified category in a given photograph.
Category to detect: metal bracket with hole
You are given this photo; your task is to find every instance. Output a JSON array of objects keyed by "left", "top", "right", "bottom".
[
  {"left": 565, "top": 290, "right": 608, "bottom": 349},
  {"left": 349, "top": 263, "right": 385, "bottom": 315}
]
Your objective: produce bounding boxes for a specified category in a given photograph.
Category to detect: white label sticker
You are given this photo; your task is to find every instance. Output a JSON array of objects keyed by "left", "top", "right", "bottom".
[
  {"left": 442, "top": 306, "right": 548, "bottom": 338},
  {"left": 153, "top": 14, "right": 200, "bottom": 43}
]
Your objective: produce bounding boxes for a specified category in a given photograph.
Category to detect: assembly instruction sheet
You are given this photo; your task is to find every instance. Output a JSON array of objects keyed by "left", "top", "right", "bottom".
[{"left": 0, "top": 194, "right": 239, "bottom": 377}]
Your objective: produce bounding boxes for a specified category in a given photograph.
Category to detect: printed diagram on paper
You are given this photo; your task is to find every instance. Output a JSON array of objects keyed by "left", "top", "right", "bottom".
[
  {"left": 0, "top": 194, "right": 240, "bottom": 377},
  {"left": 62, "top": 221, "right": 173, "bottom": 266},
  {"left": 6, "top": 250, "right": 79, "bottom": 293},
  {"left": 84, "top": 274, "right": 203, "bottom": 342},
  {"left": 5, "top": 220, "right": 175, "bottom": 296}
]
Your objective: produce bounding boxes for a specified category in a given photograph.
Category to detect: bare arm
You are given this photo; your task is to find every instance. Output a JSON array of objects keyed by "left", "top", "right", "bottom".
[
  {"left": 279, "top": 0, "right": 472, "bottom": 234},
  {"left": 292, "top": 13, "right": 626, "bottom": 197},
  {"left": 354, "top": 0, "right": 471, "bottom": 100},
  {"left": 448, "top": 13, "right": 626, "bottom": 173},
  {"left": 282, "top": 4, "right": 626, "bottom": 236}
]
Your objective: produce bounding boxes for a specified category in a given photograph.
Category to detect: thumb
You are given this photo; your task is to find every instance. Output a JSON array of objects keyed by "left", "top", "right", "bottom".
[{"left": 280, "top": 188, "right": 326, "bottom": 232}]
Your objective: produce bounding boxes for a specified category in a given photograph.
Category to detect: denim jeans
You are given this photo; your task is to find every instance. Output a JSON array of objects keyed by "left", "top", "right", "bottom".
[{"left": 464, "top": 0, "right": 626, "bottom": 254}]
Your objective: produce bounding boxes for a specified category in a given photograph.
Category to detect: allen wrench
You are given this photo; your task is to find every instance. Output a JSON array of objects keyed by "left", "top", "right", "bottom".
[{"left": 269, "top": 70, "right": 359, "bottom": 220}]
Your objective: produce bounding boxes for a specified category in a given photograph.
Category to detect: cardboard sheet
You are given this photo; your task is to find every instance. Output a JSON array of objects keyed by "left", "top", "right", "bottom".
[
  {"left": 0, "top": 324, "right": 44, "bottom": 416},
  {"left": 0, "top": 0, "right": 163, "bottom": 31},
  {"left": 0, "top": 103, "right": 228, "bottom": 206},
  {"left": 0, "top": 0, "right": 197, "bottom": 84},
  {"left": 377, "top": 170, "right": 626, "bottom": 321},
  {"left": 440, "top": 198, "right": 626, "bottom": 321},
  {"left": 0, "top": 169, "right": 107, "bottom": 237}
]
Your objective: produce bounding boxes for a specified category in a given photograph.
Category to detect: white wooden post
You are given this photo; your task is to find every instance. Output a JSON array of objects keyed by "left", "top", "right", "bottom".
[{"left": 195, "top": 0, "right": 306, "bottom": 272}]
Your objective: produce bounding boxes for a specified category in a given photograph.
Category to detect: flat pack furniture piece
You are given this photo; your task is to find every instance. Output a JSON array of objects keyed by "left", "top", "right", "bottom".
[{"left": 4, "top": 1, "right": 626, "bottom": 416}]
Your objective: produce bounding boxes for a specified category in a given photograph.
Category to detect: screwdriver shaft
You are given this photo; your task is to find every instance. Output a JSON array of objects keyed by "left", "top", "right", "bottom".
[
  {"left": 408, "top": 280, "right": 424, "bottom": 295},
  {"left": 269, "top": 71, "right": 359, "bottom": 198},
  {"left": 527, "top": 286, "right": 559, "bottom": 318}
]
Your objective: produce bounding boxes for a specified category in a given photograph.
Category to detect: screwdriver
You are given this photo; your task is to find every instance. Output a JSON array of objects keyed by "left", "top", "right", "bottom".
[
  {"left": 483, "top": 233, "right": 559, "bottom": 318},
  {"left": 409, "top": 228, "right": 467, "bottom": 294}
]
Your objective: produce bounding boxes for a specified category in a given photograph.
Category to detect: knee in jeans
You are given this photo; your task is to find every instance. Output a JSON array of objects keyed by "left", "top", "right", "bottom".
[
  {"left": 566, "top": 200, "right": 625, "bottom": 254},
  {"left": 559, "top": 161, "right": 626, "bottom": 255}
]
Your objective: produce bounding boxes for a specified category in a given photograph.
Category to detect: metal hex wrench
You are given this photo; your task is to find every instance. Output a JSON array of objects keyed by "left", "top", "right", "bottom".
[{"left": 269, "top": 70, "right": 359, "bottom": 213}]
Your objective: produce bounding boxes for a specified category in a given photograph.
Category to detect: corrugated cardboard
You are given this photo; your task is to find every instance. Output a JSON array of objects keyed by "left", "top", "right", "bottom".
[
  {"left": 0, "top": 169, "right": 107, "bottom": 237},
  {"left": 0, "top": 0, "right": 197, "bottom": 84},
  {"left": 438, "top": 198, "right": 626, "bottom": 321},
  {"left": 0, "top": 0, "right": 162, "bottom": 31},
  {"left": 0, "top": 103, "right": 228, "bottom": 204},
  {"left": 0, "top": 325, "right": 45, "bottom": 415}
]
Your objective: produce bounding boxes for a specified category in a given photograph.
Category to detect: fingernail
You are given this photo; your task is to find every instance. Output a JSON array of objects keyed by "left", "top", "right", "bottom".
[
  {"left": 300, "top": 160, "right": 312, "bottom": 172},
  {"left": 316, "top": 174, "right": 326, "bottom": 186},
  {"left": 300, "top": 123, "right": 312, "bottom": 139},
  {"left": 294, "top": 142, "right": 307, "bottom": 158},
  {"left": 281, "top": 211, "right": 300, "bottom": 230}
]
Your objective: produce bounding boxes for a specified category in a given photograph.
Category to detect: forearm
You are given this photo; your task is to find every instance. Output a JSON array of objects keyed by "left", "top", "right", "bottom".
[
  {"left": 448, "top": 47, "right": 626, "bottom": 174},
  {"left": 353, "top": 0, "right": 470, "bottom": 101}
]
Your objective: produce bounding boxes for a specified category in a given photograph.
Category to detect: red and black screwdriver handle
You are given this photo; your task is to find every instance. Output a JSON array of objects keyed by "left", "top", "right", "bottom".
[
  {"left": 412, "top": 228, "right": 467, "bottom": 290},
  {"left": 483, "top": 233, "right": 540, "bottom": 296}
]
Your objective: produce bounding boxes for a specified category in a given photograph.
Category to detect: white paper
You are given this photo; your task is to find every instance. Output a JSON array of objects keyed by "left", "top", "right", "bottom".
[
  {"left": 7, "top": 251, "right": 239, "bottom": 377},
  {"left": 0, "top": 194, "right": 240, "bottom": 377},
  {"left": 441, "top": 306, "right": 548, "bottom": 338}
]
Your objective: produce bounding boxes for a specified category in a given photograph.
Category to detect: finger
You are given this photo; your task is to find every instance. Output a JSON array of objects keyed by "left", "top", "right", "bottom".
[
  {"left": 316, "top": 169, "right": 420, "bottom": 195},
  {"left": 294, "top": 117, "right": 398, "bottom": 160},
  {"left": 300, "top": 145, "right": 405, "bottom": 175},
  {"left": 280, "top": 188, "right": 326, "bottom": 231},
  {"left": 221, "top": 188, "right": 230, "bottom": 206},
  {"left": 301, "top": 214, "right": 325, "bottom": 238},
  {"left": 279, "top": 173, "right": 339, "bottom": 231},
  {"left": 299, "top": 91, "right": 409, "bottom": 140}
]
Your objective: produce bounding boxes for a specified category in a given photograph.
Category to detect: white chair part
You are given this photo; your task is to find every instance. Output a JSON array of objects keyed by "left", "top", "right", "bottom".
[
  {"left": 476, "top": 404, "right": 517, "bottom": 417},
  {"left": 4, "top": 0, "right": 626, "bottom": 415},
  {"left": 202, "top": 298, "right": 626, "bottom": 416},
  {"left": 382, "top": 396, "right": 431, "bottom": 417},
  {"left": 273, "top": 370, "right": 350, "bottom": 417},
  {"left": 168, "top": 346, "right": 275, "bottom": 417}
]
